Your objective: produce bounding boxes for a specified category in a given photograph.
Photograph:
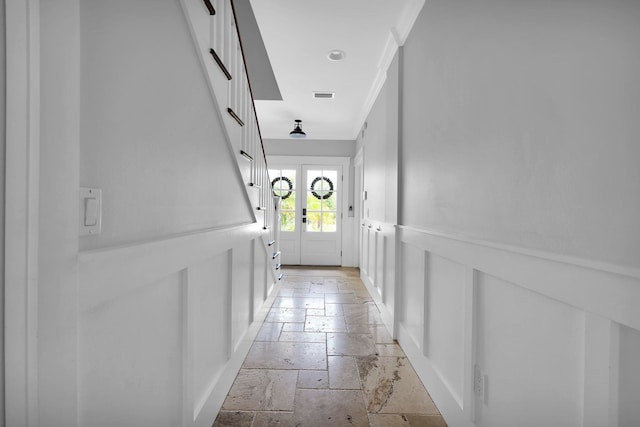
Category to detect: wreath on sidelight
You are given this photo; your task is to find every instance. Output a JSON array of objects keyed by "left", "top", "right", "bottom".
[{"left": 271, "top": 176, "right": 293, "bottom": 200}]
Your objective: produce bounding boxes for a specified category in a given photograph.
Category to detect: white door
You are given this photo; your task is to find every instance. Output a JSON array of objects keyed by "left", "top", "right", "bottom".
[{"left": 269, "top": 165, "right": 342, "bottom": 266}]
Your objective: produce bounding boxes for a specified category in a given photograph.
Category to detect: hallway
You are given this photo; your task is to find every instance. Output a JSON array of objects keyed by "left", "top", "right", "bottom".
[{"left": 213, "top": 267, "right": 446, "bottom": 427}]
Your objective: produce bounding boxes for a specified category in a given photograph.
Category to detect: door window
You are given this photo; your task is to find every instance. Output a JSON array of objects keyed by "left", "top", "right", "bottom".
[
  {"left": 305, "top": 169, "right": 338, "bottom": 233},
  {"left": 269, "top": 168, "right": 297, "bottom": 232}
]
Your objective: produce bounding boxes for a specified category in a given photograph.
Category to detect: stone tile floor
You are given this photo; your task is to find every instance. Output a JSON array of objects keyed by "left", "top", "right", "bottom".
[{"left": 213, "top": 267, "right": 447, "bottom": 427}]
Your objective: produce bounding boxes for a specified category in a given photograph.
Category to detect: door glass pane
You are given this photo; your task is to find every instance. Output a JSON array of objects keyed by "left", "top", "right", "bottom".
[
  {"left": 322, "top": 212, "right": 337, "bottom": 232},
  {"left": 270, "top": 168, "right": 296, "bottom": 232},
  {"left": 305, "top": 169, "right": 337, "bottom": 233}
]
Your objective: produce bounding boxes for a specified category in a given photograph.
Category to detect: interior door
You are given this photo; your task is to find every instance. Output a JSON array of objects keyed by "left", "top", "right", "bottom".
[
  {"left": 300, "top": 165, "right": 342, "bottom": 265},
  {"left": 269, "top": 164, "right": 342, "bottom": 266}
]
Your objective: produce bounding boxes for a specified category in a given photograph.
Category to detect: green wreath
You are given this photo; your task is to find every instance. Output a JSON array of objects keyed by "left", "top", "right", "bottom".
[
  {"left": 271, "top": 176, "right": 293, "bottom": 200},
  {"left": 310, "top": 176, "right": 334, "bottom": 200}
]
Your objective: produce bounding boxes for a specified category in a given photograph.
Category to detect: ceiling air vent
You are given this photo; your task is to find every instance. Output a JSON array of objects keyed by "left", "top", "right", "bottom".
[{"left": 313, "top": 91, "right": 335, "bottom": 99}]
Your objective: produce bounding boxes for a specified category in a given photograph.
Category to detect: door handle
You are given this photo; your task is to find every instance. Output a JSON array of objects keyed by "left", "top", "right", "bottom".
[
  {"left": 302, "top": 217, "right": 306, "bottom": 223},
  {"left": 302, "top": 208, "right": 307, "bottom": 215}
]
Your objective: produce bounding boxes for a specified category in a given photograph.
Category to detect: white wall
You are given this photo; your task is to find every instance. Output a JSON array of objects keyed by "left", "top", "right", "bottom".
[
  {"left": 0, "top": 0, "right": 6, "bottom": 421},
  {"left": 264, "top": 138, "right": 355, "bottom": 158},
  {"left": 401, "top": 0, "right": 640, "bottom": 269},
  {"left": 29, "top": 0, "right": 279, "bottom": 425},
  {"left": 357, "top": 1, "right": 640, "bottom": 426},
  {"left": 79, "top": 0, "right": 253, "bottom": 251},
  {"left": 356, "top": 52, "right": 400, "bottom": 332}
]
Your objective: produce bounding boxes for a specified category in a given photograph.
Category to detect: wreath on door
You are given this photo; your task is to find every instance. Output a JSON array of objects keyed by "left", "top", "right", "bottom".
[
  {"left": 310, "top": 176, "right": 334, "bottom": 200},
  {"left": 271, "top": 176, "right": 293, "bottom": 200}
]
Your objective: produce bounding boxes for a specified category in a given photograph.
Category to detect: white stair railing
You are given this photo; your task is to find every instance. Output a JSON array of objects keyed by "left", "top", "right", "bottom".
[{"left": 182, "top": 0, "right": 281, "bottom": 280}]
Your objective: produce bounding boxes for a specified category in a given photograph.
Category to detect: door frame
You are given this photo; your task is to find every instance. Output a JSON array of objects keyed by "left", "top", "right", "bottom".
[
  {"left": 267, "top": 156, "right": 354, "bottom": 267},
  {"left": 4, "top": 0, "right": 41, "bottom": 424},
  {"left": 353, "top": 148, "right": 364, "bottom": 269}
]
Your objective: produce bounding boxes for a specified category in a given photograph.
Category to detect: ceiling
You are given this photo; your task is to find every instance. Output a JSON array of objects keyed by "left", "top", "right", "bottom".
[{"left": 237, "top": 0, "right": 424, "bottom": 141}]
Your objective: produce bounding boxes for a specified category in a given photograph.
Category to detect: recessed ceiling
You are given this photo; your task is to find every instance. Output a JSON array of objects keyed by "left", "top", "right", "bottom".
[{"left": 248, "top": 0, "right": 423, "bottom": 141}]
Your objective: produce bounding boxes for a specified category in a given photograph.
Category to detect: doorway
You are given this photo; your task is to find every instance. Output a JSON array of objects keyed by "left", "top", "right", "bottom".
[{"left": 269, "top": 164, "right": 343, "bottom": 266}]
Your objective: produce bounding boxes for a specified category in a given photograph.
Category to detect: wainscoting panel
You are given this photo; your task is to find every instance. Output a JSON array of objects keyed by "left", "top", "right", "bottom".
[
  {"left": 253, "top": 238, "right": 268, "bottom": 315},
  {"left": 426, "top": 254, "right": 466, "bottom": 407},
  {"left": 79, "top": 271, "right": 184, "bottom": 427},
  {"left": 375, "top": 230, "right": 385, "bottom": 296},
  {"left": 78, "top": 223, "right": 278, "bottom": 427},
  {"left": 189, "top": 251, "right": 231, "bottom": 419},
  {"left": 399, "top": 241, "right": 425, "bottom": 350},
  {"left": 382, "top": 233, "right": 396, "bottom": 313},
  {"left": 475, "top": 273, "right": 584, "bottom": 427},
  {"left": 392, "top": 225, "right": 640, "bottom": 427},
  {"left": 232, "top": 239, "right": 253, "bottom": 351},
  {"left": 619, "top": 325, "right": 640, "bottom": 426}
]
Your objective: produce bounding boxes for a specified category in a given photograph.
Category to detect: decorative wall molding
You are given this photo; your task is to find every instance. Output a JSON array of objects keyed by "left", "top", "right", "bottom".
[
  {"left": 78, "top": 222, "right": 264, "bottom": 312},
  {"left": 398, "top": 225, "right": 640, "bottom": 331},
  {"left": 4, "top": 0, "right": 41, "bottom": 424},
  {"left": 388, "top": 224, "right": 640, "bottom": 427}
]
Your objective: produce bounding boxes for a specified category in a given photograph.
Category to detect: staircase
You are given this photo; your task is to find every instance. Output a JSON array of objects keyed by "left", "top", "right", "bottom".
[{"left": 181, "top": 0, "right": 281, "bottom": 281}]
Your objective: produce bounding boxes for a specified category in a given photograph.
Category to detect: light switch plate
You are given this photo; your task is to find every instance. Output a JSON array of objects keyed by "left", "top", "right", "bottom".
[{"left": 80, "top": 187, "right": 102, "bottom": 236}]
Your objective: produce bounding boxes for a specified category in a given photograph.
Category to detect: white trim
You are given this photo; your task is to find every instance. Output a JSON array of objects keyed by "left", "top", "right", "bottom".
[
  {"left": 78, "top": 222, "right": 262, "bottom": 312},
  {"left": 393, "top": 224, "right": 640, "bottom": 426},
  {"left": 400, "top": 225, "right": 640, "bottom": 280},
  {"left": 353, "top": 148, "right": 364, "bottom": 269},
  {"left": 397, "top": 322, "right": 476, "bottom": 427},
  {"left": 352, "top": 0, "right": 425, "bottom": 139},
  {"left": 4, "top": 0, "right": 40, "bottom": 425},
  {"left": 393, "top": 0, "right": 426, "bottom": 45},
  {"left": 462, "top": 268, "right": 478, "bottom": 422},
  {"left": 398, "top": 225, "right": 640, "bottom": 331}
]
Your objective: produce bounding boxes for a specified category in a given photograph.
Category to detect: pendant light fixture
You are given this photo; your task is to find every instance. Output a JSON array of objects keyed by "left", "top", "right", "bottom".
[{"left": 289, "top": 119, "right": 307, "bottom": 138}]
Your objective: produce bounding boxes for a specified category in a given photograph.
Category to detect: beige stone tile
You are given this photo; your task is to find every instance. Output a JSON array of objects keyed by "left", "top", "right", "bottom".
[
  {"left": 222, "top": 369, "right": 297, "bottom": 411},
  {"left": 292, "top": 389, "right": 369, "bottom": 427},
  {"left": 292, "top": 291, "right": 318, "bottom": 297},
  {"left": 368, "top": 414, "right": 448, "bottom": 427},
  {"left": 282, "top": 322, "right": 305, "bottom": 332},
  {"left": 324, "top": 293, "right": 358, "bottom": 304},
  {"left": 338, "top": 281, "right": 365, "bottom": 292},
  {"left": 279, "top": 331, "right": 326, "bottom": 343},
  {"left": 283, "top": 267, "right": 358, "bottom": 278},
  {"left": 325, "top": 303, "right": 344, "bottom": 317},
  {"left": 370, "top": 324, "right": 395, "bottom": 344},
  {"left": 297, "top": 370, "right": 329, "bottom": 389},
  {"left": 355, "top": 288, "right": 375, "bottom": 299},
  {"left": 310, "top": 283, "right": 339, "bottom": 293},
  {"left": 256, "top": 322, "right": 283, "bottom": 341},
  {"left": 305, "top": 315, "right": 347, "bottom": 333},
  {"left": 375, "top": 343, "right": 405, "bottom": 357},
  {"left": 278, "top": 288, "right": 296, "bottom": 297},
  {"left": 347, "top": 321, "right": 394, "bottom": 344},
  {"left": 356, "top": 356, "right": 439, "bottom": 415},
  {"left": 253, "top": 411, "right": 295, "bottom": 427},
  {"left": 328, "top": 333, "right": 377, "bottom": 356},
  {"left": 265, "top": 308, "right": 306, "bottom": 323},
  {"left": 272, "top": 296, "right": 324, "bottom": 309},
  {"left": 306, "top": 308, "right": 325, "bottom": 316},
  {"left": 328, "top": 356, "right": 361, "bottom": 390},
  {"left": 343, "top": 303, "right": 384, "bottom": 325},
  {"left": 280, "top": 282, "right": 311, "bottom": 291},
  {"left": 213, "top": 411, "right": 254, "bottom": 427},
  {"left": 243, "top": 342, "right": 326, "bottom": 370}
]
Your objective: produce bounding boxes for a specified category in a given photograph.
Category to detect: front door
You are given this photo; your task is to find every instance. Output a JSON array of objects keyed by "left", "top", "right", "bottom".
[{"left": 269, "top": 164, "right": 342, "bottom": 265}]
